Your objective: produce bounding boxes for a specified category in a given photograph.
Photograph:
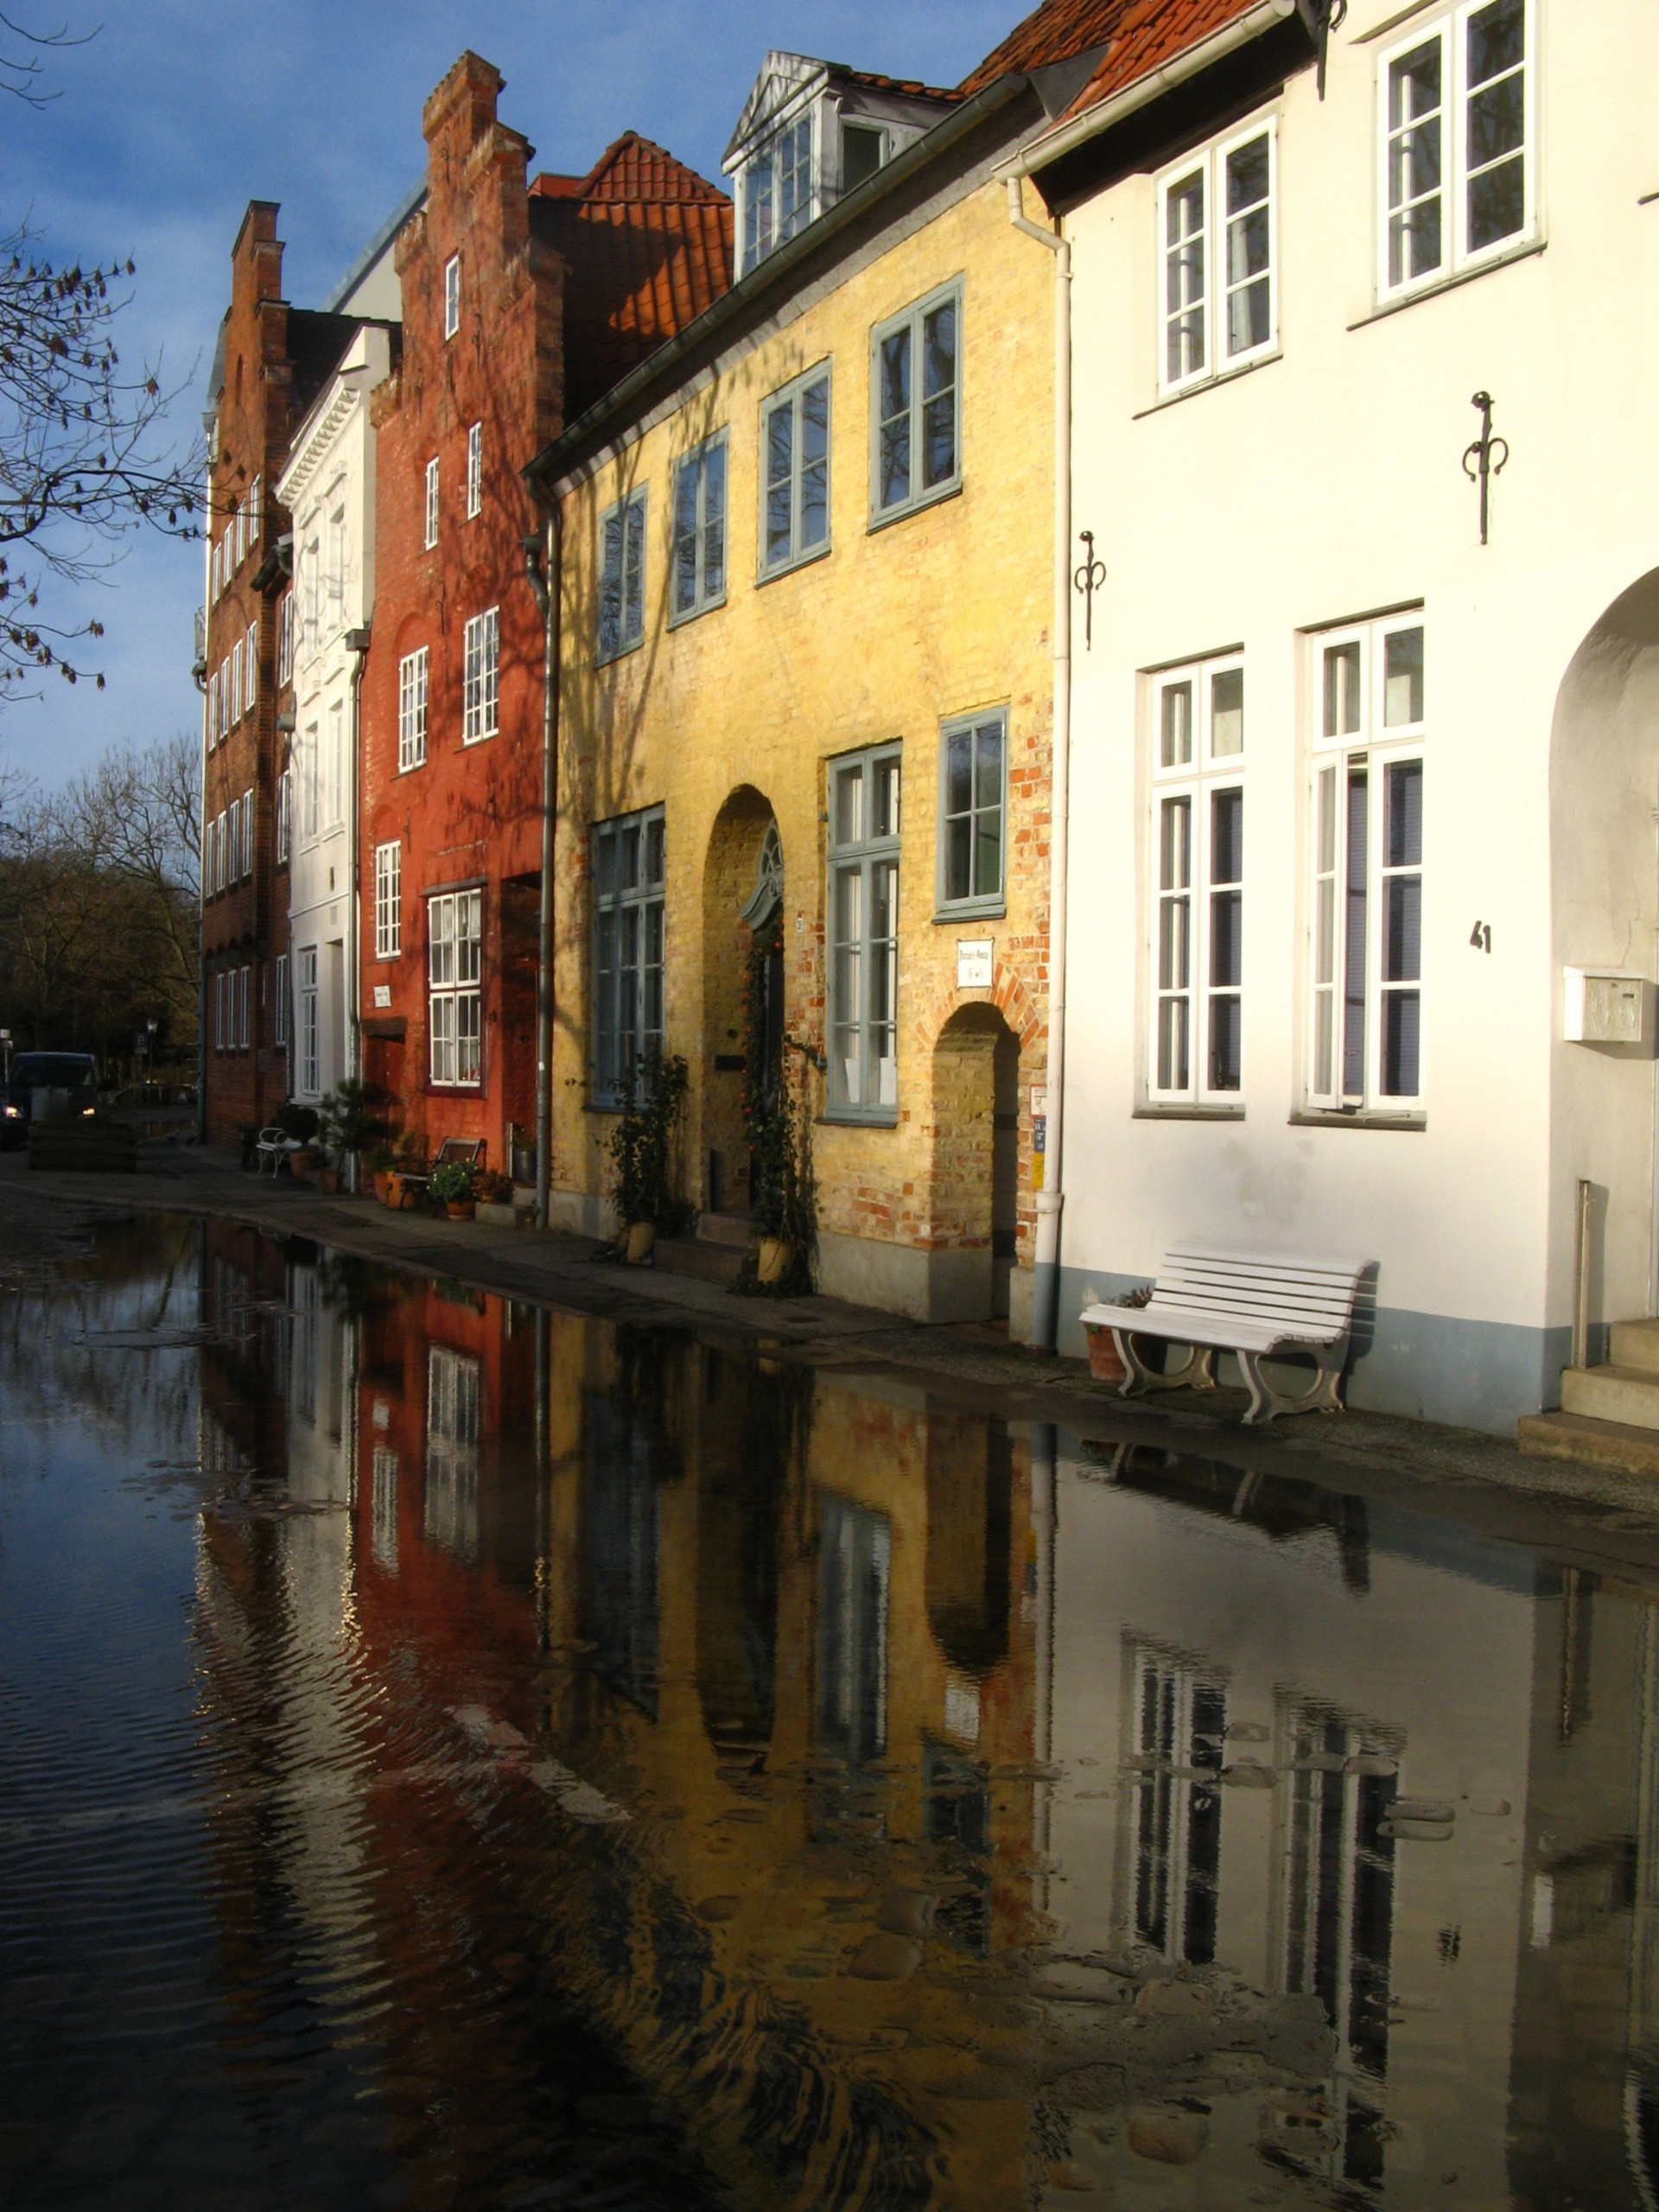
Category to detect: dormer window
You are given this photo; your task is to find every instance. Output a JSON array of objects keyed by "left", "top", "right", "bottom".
[
  {"left": 743, "top": 114, "right": 813, "bottom": 274},
  {"left": 841, "top": 121, "right": 884, "bottom": 195}
]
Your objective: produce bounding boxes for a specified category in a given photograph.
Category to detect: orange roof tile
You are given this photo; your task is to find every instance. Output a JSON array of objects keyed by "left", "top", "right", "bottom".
[
  {"left": 531, "top": 135, "right": 734, "bottom": 419},
  {"left": 841, "top": 65, "right": 963, "bottom": 104},
  {"left": 959, "top": 0, "right": 1134, "bottom": 95},
  {"left": 1059, "top": 0, "right": 1271, "bottom": 121}
]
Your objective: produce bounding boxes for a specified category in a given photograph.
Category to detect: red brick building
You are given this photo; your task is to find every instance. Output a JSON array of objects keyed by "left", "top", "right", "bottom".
[
  {"left": 200, "top": 205, "right": 360, "bottom": 1145},
  {"left": 359, "top": 53, "right": 731, "bottom": 1175}
]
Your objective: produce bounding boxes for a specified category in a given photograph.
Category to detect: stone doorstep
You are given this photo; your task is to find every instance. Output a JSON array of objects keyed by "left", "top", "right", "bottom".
[
  {"left": 697, "top": 1211, "right": 752, "bottom": 1250},
  {"left": 1560, "top": 1363, "right": 1659, "bottom": 1433},
  {"left": 654, "top": 1236, "right": 743, "bottom": 1289},
  {"left": 1518, "top": 1410, "right": 1659, "bottom": 1479},
  {"left": 474, "top": 1200, "right": 533, "bottom": 1230},
  {"left": 1611, "top": 1319, "right": 1659, "bottom": 1376}
]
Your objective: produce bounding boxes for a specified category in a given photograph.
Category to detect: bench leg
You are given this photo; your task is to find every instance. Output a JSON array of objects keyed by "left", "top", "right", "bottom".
[
  {"left": 1111, "top": 1329, "right": 1217, "bottom": 1398},
  {"left": 1237, "top": 1339, "right": 1348, "bottom": 1425}
]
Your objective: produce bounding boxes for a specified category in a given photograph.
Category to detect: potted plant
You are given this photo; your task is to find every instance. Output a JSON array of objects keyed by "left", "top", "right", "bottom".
[
  {"left": 365, "top": 1143, "right": 397, "bottom": 1206},
  {"left": 741, "top": 1000, "right": 818, "bottom": 1298},
  {"left": 1084, "top": 1283, "right": 1154, "bottom": 1384},
  {"left": 430, "top": 1159, "right": 475, "bottom": 1220},
  {"left": 607, "top": 1052, "right": 692, "bottom": 1262},
  {"left": 319, "top": 1077, "right": 383, "bottom": 1198},
  {"left": 276, "top": 1101, "right": 321, "bottom": 1178}
]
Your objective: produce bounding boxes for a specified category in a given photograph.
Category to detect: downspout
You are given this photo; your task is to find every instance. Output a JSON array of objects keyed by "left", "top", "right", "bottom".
[
  {"left": 1006, "top": 175, "right": 1071, "bottom": 1351},
  {"left": 345, "top": 625, "right": 371, "bottom": 1192},
  {"left": 194, "top": 441, "right": 213, "bottom": 1145},
  {"left": 524, "top": 505, "right": 561, "bottom": 1230}
]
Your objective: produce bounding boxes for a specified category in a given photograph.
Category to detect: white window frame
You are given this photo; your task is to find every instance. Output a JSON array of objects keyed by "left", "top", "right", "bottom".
[
  {"left": 248, "top": 474, "right": 260, "bottom": 548},
  {"left": 870, "top": 277, "right": 963, "bottom": 527},
  {"left": 207, "top": 668, "right": 219, "bottom": 750},
  {"left": 241, "top": 785, "right": 255, "bottom": 879},
  {"left": 327, "top": 700, "right": 345, "bottom": 827},
  {"left": 398, "top": 645, "right": 429, "bottom": 770},
  {"left": 231, "top": 637, "right": 244, "bottom": 724},
  {"left": 1376, "top": 0, "right": 1536, "bottom": 305},
  {"left": 424, "top": 457, "right": 440, "bottom": 550},
  {"left": 1155, "top": 115, "right": 1278, "bottom": 398},
  {"left": 428, "top": 888, "right": 482, "bottom": 1088},
  {"left": 597, "top": 488, "right": 647, "bottom": 664},
  {"left": 276, "top": 767, "right": 289, "bottom": 865},
  {"left": 442, "top": 253, "right": 461, "bottom": 340},
  {"left": 238, "top": 964, "right": 251, "bottom": 1051},
  {"left": 224, "top": 802, "right": 238, "bottom": 892},
  {"left": 827, "top": 742, "right": 901, "bottom": 1123},
  {"left": 592, "top": 806, "right": 665, "bottom": 1109},
  {"left": 277, "top": 592, "right": 293, "bottom": 685},
  {"left": 1306, "top": 613, "right": 1427, "bottom": 1117},
  {"left": 461, "top": 607, "right": 499, "bottom": 744},
  {"left": 759, "top": 365, "right": 830, "bottom": 580},
  {"left": 937, "top": 708, "right": 1007, "bottom": 918},
  {"left": 213, "top": 969, "right": 226, "bottom": 1052},
  {"left": 466, "top": 422, "right": 482, "bottom": 519},
  {"left": 233, "top": 498, "right": 245, "bottom": 568},
  {"left": 671, "top": 432, "right": 728, "bottom": 623},
  {"left": 1147, "top": 656, "right": 1247, "bottom": 1107},
  {"left": 375, "top": 841, "right": 402, "bottom": 960},
  {"left": 297, "top": 945, "right": 320, "bottom": 1096},
  {"left": 245, "top": 621, "right": 257, "bottom": 715},
  {"left": 273, "top": 951, "right": 289, "bottom": 1049}
]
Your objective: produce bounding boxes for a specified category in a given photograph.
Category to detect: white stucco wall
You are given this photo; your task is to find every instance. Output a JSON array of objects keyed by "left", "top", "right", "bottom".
[
  {"left": 277, "top": 326, "right": 389, "bottom": 1103},
  {"left": 1055, "top": 1, "right": 1659, "bottom": 1426}
]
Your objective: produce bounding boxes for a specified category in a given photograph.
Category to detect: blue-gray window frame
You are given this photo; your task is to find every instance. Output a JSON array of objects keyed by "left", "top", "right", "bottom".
[
  {"left": 598, "top": 487, "right": 648, "bottom": 664},
  {"left": 759, "top": 362, "right": 831, "bottom": 582},
  {"left": 935, "top": 708, "right": 1007, "bottom": 919},
  {"left": 826, "top": 742, "right": 902, "bottom": 1126},
  {"left": 869, "top": 276, "right": 963, "bottom": 529},
  {"left": 592, "top": 804, "right": 665, "bottom": 1108},
  {"left": 670, "top": 434, "right": 728, "bottom": 626}
]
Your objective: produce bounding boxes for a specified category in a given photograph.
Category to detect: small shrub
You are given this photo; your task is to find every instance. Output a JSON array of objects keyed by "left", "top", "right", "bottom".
[
  {"left": 429, "top": 1160, "right": 474, "bottom": 1204},
  {"left": 276, "top": 1101, "right": 320, "bottom": 1145}
]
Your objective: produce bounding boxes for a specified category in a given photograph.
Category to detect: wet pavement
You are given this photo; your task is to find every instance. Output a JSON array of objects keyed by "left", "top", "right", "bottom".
[{"left": 5, "top": 1212, "right": 1659, "bottom": 2209}]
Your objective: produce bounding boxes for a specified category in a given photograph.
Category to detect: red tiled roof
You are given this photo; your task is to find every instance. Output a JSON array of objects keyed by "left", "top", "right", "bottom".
[
  {"left": 531, "top": 135, "right": 734, "bottom": 419},
  {"left": 1059, "top": 0, "right": 1269, "bottom": 121},
  {"left": 841, "top": 66, "right": 963, "bottom": 104},
  {"left": 959, "top": 0, "right": 1132, "bottom": 95}
]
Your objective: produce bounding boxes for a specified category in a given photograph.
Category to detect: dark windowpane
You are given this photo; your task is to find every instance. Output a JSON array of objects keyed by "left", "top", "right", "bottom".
[
  {"left": 673, "top": 461, "right": 698, "bottom": 613},
  {"left": 922, "top": 302, "right": 956, "bottom": 399},
  {"left": 1382, "top": 991, "right": 1421, "bottom": 1096},
  {"left": 1385, "top": 880, "right": 1421, "bottom": 983},
  {"left": 766, "top": 404, "right": 793, "bottom": 564},
  {"left": 1389, "top": 40, "right": 1440, "bottom": 130},
  {"left": 802, "top": 379, "right": 830, "bottom": 548},
  {"left": 1468, "top": 156, "right": 1525, "bottom": 251},
  {"left": 1344, "top": 770, "right": 1368, "bottom": 1096},
  {"left": 842, "top": 121, "right": 882, "bottom": 193},
  {"left": 945, "top": 728, "right": 971, "bottom": 815},
  {"left": 974, "top": 807, "right": 1001, "bottom": 899},
  {"left": 599, "top": 508, "right": 623, "bottom": 658},
  {"left": 880, "top": 328, "right": 910, "bottom": 424},
  {"left": 1211, "top": 889, "right": 1243, "bottom": 988},
  {"left": 702, "top": 443, "right": 726, "bottom": 600},
  {"left": 1227, "top": 135, "right": 1268, "bottom": 214},
  {"left": 1386, "top": 760, "right": 1422, "bottom": 868},
  {"left": 880, "top": 421, "right": 910, "bottom": 511},
  {"left": 1383, "top": 629, "right": 1423, "bottom": 726},
  {"left": 622, "top": 496, "right": 645, "bottom": 645},
  {"left": 922, "top": 394, "right": 955, "bottom": 488},
  {"left": 1211, "top": 787, "right": 1243, "bottom": 887},
  {"left": 1467, "top": 0, "right": 1523, "bottom": 86},
  {"left": 1209, "top": 993, "right": 1241, "bottom": 1092},
  {"left": 645, "top": 815, "right": 664, "bottom": 886},
  {"left": 1467, "top": 73, "right": 1524, "bottom": 168},
  {"left": 945, "top": 817, "right": 970, "bottom": 903},
  {"left": 803, "top": 376, "right": 829, "bottom": 462}
]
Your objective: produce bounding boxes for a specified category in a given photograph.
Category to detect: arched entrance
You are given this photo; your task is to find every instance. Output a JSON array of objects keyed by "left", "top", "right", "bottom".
[
  {"left": 702, "top": 788, "right": 783, "bottom": 1223},
  {"left": 1549, "top": 569, "right": 1659, "bottom": 1336},
  {"left": 930, "top": 1003, "right": 1020, "bottom": 1322}
]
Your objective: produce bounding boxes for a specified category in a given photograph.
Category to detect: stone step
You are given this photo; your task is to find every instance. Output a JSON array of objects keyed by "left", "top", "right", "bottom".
[
  {"left": 697, "top": 1211, "right": 752, "bottom": 1250},
  {"left": 654, "top": 1236, "right": 742, "bottom": 1288},
  {"left": 1519, "top": 1409, "right": 1659, "bottom": 1479},
  {"left": 1611, "top": 1319, "right": 1659, "bottom": 1375},
  {"left": 1560, "top": 1363, "right": 1659, "bottom": 1431}
]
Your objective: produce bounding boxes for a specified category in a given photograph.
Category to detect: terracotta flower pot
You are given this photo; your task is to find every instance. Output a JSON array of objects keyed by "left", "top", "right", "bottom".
[
  {"left": 372, "top": 1171, "right": 391, "bottom": 1205},
  {"left": 1084, "top": 1322, "right": 1128, "bottom": 1385},
  {"left": 624, "top": 1220, "right": 657, "bottom": 1264},
  {"left": 756, "top": 1236, "right": 794, "bottom": 1287},
  {"left": 315, "top": 1166, "right": 339, "bottom": 1196},
  {"left": 289, "top": 1149, "right": 316, "bottom": 1182},
  {"left": 446, "top": 1198, "right": 475, "bottom": 1222}
]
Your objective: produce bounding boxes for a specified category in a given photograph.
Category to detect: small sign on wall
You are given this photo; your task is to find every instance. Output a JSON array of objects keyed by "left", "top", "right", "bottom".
[
  {"left": 372, "top": 985, "right": 392, "bottom": 1010},
  {"left": 957, "top": 937, "right": 993, "bottom": 989},
  {"left": 1031, "top": 1084, "right": 1047, "bottom": 1192}
]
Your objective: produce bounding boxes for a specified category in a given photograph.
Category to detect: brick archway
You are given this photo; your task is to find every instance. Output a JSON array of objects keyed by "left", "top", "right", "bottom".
[{"left": 912, "top": 959, "right": 1043, "bottom": 1063}]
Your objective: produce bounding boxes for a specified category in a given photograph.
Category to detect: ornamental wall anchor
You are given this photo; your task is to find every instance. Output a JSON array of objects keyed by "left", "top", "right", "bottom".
[
  {"left": 1463, "top": 390, "right": 1510, "bottom": 547},
  {"left": 1073, "top": 530, "right": 1106, "bottom": 651}
]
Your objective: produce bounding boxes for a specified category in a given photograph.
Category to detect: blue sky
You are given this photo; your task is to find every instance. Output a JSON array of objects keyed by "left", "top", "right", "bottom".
[{"left": 1, "top": 0, "right": 1015, "bottom": 789}]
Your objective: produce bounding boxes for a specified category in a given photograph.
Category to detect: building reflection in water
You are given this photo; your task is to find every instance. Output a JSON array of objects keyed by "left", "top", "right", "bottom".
[{"left": 172, "top": 1224, "right": 1659, "bottom": 2209}]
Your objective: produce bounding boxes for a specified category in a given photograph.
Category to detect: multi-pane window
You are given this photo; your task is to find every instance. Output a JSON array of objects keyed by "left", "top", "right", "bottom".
[
  {"left": 211, "top": 535, "right": 222, "bottom": 603},
  {"left": 231, "top": 638, "right": 244, "bottom": 723},
  {"left": 872, "top": 281, "right": 961, "bottom": 524},
  {"left": 425, "top": 1346, "right": 480, "bottom": 1562},
  {"left": 273, "top": 951, "right": 289, "bottom": 1049},
  {"left": 327, "top": 701, "right": 345, "bottom": 827},
  {"left": 466, "top": 423, "right": 482, "bottom": 518},
  {"left": 442, "top": 253, "right": 461, "bottom": 340},
  {"left": 302, "top": 721, "right": 320, "bottom": 842},
  {"left": 277, "top": 592, "right": 293, "bottom": 684},
  {"left": 461, "top": 608, "right": 499, "bottom": 743},
  {"left": 1150, "top": 658, "right": 1245, "bottom": 1103},
  {"left": 1308, "top": 616, "right": 1426, "bottom": 1112},
  {"left": 374, "top": 841, "right": 402, "bottom": 959},
  {"left": 297, "top": 945, "right": 320, "bottom": 1096},
  {"left": 760, "top": 368, "right": 830, "bottom": 577},
  {"left": 241, "top": 786, "right": 254, "bottom": 878},
  {"left": 592, "top": 807, "right": 664, "bottom": 1108},
  {"left": 1379, "top": 0, "right": 1532, "bottom": 301},
  {"left": 245, "top": 621, "right": 257, "bottom": 713},
  {"left": 1158, "top": 119, "right": 1276, "bottom": 394},
  {"left": 429, "top": 889, "right": 482, "bottom": 1087},
  {"left": 213, "top": 969, "right": 225, "bottom": 1052},
  {"left": 1127, "top": 1645, "right": 1225, "bottom": 1965},
  {"left": 223, "top": 802, "right": 237, "bottom": 892},
  {"left": 671, "top": 435, "right": 728, "bottom": 620},
  {"left": 742, "top": 116, "right": 813, "bottom": 275},
  {"left": 238, "top": 964, "right": 251, "bottom": 1050},
  {"left": 207, "top": 672, "right": 219, "bottom": 750},
  {"left": 423, "top": 457, "right": 439, "bottom": 550},
  {"left": 276, "top": 767, "right": 289, "bottom": 864},
  {"left": 598, "top": 489, "right": 647, "bottom": 663},
  {"left": 398, "top": 646, "right": 429, "bottom": 770},
  {"left": 828, "top": 745, "right": 900, "bottom": 1120},
  {"left": 248, "top": 475, "right": 260, "bottom": 548},
  {"left": 371, "top": 1446, "right": 399, "bottom": 1574},
  {"left": 938, "top": 710, "right": 1006, "bottom": 914},
  {"left": 232, "top": 498, "right": 245, "bottom": 568}
]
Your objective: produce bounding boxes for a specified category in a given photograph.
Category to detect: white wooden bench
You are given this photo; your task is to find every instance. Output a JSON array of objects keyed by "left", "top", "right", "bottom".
[{"left": 1080, "top": 1243, "right": 1371, "bottom": 1424}]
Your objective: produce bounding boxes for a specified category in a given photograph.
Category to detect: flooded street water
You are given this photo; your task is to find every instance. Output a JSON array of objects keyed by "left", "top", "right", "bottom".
[{"left": 3, "top": 1216, "right": 1659, "bottom": 2209}]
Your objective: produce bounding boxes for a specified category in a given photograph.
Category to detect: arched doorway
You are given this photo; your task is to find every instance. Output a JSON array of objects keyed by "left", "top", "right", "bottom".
[
  {"left": 1549, "top": 569, "right": 1659, "bottom": 1336},
  {"left": 701, "top": 790, "right": 782, "bottom": 1223},
  {"left": 930, "top": 1003, "right": 1021, "bottom": 1321}
]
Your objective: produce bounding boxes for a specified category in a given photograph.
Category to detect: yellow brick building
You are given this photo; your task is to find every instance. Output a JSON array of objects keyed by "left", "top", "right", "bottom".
[{"left": 528, "top": 60, "right": 1064, "bottom": 1329}]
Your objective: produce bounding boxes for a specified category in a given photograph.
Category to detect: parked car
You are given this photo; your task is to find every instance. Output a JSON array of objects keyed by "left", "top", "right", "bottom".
[{"left": 1, "top": 1052, "right": 100, "bottom": 1149}]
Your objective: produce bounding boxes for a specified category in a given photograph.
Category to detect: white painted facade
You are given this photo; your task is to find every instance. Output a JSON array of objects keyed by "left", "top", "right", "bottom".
[
  {"left": 1036, "top": 0, "right": 1659, "bottom": 1428},
  {"left": 276, "top": 325, "right": 391, "bottom": 1104}
]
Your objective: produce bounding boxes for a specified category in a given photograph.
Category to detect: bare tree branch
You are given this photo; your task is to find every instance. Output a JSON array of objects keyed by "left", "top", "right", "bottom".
[{"left": 0, "top": 10, "right": 99, "bottom": 108}]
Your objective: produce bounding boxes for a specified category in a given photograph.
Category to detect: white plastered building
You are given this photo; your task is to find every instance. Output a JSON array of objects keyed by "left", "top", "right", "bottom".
[
  {"left": 1019, "top": 0, "right": 1659, "bottom": 1431},
  {"left": 276, "top": 325, "right": 391, "bottom": 1107}
]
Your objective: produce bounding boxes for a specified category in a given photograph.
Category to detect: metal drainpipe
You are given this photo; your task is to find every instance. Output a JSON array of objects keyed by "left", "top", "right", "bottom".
[
  {"left": 345, "top": 626, "right": 371, "bottom": 1193},
  {"left": 195, "top": 447, "right": 213, "bottom": 1146},
  {"left": 1006, "top": 175, "right": 1072, "bottom": 1350},
  {"left": 524, "top": 506, "right": 561, "bottom": 1230}
]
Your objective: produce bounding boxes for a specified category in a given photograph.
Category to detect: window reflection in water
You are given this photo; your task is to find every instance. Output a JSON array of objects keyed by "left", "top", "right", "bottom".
[
  {"left": 584, "top": 1392, "right": 661, "bottom": 1719},
  {"left": 1126, "top": 1645, "right": 1224, "bottom": 1964},
  {"left": 425, "top": 1343, "right": 480, "bottom": 1561},
  {"left": 815, "top": 1491, "right": 891, "bottom": 1767}
]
